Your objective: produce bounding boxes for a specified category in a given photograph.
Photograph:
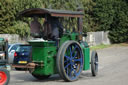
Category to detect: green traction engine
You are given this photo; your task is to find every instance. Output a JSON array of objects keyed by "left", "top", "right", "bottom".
[{"left": 18, "top": 8, "right": 99, "bottom": 81}]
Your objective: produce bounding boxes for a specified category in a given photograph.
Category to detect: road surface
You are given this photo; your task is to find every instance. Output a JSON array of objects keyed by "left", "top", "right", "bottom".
[{"left": 9, "top": 45, "right": 128, "bottom": 85}]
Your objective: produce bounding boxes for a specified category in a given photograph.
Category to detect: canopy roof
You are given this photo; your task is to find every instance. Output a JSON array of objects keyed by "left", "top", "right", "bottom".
[{"left": 19, "top": 8, "right": 84, "bottom": 18}]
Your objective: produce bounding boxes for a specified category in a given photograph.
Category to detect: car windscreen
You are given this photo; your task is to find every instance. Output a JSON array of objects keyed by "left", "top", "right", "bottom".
[
  {"left": 10, "top": 45, "right": 20, "bottom": 51},
  {"left": 16, "top": 46, "right": 31, "bottom": 52}
]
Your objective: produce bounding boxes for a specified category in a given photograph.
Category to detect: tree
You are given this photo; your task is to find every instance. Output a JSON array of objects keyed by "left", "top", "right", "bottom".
[
  {"left": 0, "top": 0, "right": 16, "bottom": 33},
  {"left": 109, "top": 0, "right": 128, "bottom": 43},
  {"left": 92, "top": 0, "right": 128, "bottom": 43},
  {"left": 92, "top": 0, "right": 115, "bottom": 31},
  {"left": 82, "top": 0, "right": 96, "bottom": 32}
]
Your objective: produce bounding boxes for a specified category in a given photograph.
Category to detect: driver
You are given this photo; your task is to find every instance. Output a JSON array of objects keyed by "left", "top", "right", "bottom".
[
  {"left": 51, "top": 17, "right": 63, "bottom": 41},
  {"left": 42, "top": 17, "right": 63, "bottom": 41},
  {"left": 30, "top": 17, "right": 42, "bottom": 38}
]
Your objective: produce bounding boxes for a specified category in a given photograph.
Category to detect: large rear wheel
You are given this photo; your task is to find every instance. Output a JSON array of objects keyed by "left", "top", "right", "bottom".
[
  {"left": 57, "top": 41, "right": 84, "bottom": 81},
  {"left": 0, "top": 68, "right": 10, "bottom": 85}
]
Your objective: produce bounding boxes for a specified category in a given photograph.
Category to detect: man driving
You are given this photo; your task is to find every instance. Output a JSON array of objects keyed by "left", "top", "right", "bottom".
[{"left": 30, "top": 17, "right": 42, "bottom": 38}]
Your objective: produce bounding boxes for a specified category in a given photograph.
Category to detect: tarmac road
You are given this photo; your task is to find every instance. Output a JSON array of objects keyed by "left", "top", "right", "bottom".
[{"left": 9, "top": 45, "right": 128, "bottom": 85}]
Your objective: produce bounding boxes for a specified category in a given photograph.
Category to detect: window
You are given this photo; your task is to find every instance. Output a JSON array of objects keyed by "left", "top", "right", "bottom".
[{"left": 10, "top": 45, "right": 19, "bottom": 51}]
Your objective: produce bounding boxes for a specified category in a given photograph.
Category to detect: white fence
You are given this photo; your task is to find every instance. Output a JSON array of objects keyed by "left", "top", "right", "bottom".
[
  {"left": 85, "top": 31, "right": 111, "bottom": 46},
  {"left": 0, "top": 34, "right": 27, "bottom": 44}
]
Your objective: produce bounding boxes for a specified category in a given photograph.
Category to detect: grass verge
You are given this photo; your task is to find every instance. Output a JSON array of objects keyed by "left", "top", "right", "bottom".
[
  {"left": 90, "top": 44, "right": 111, "bottom": 50},
  {"left": 90, "top": 43, "right": 128, "bottom": 50}
]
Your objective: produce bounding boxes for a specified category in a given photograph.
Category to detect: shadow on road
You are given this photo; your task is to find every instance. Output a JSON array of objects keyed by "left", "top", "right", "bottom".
[{"left": 11, "top": 70, "right": 95, "bottom": 83}]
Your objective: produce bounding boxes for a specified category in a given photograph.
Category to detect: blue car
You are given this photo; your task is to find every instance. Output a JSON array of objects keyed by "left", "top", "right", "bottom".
[{"left": 13, "top": 45, "right": 32, "bottom": 67}]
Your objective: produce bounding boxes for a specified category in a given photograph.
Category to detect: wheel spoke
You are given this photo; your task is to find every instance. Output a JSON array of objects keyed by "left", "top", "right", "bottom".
[
  {"left": 72, "top": 46, "right": 77, "bottom": 54},
  {"left": 64, "top": 56, "right": 70, "bottom": 60},
  {"left": 64, "top": 63, "right": 71, "bottom": 69},
  {"left": 69, "top": 47, "right": 72, "bottom": 57},
  {"left": 74, "top": 64, "right": 78, "bottom": 69},
  {"left": 72, "top": 51, "right": 78, "bottom": 58},
  {"left": 73, "top": 69, "right": 77, "bottom": 77},
  {"left": 74, "top": 58, "right": 82, "bottom": 62},
  {"left": 64, "top": 60, "right": 69, "bottom": 64},
  {"left": 69, "top": 65, "right": 74, "bottom": 77}
]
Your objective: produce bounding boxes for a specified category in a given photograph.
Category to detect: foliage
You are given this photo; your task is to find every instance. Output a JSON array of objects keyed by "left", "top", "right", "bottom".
[
  {"left": 92, "top": 0, "right": 115, "bottom": 31},
  {"left": 9, "top": 21, "right": 30, "bottom": 38},
  {"left": 0, "top": 0, "right": 128, "bottom": 43},
  {"left": 82, "top": 0, "right": 96, "bottom": 32},
  {"left": 92, "top": 0, "right": 128, "bottom": 43},
  {"left": 109, "top": 0, "right": 128, "bottom": 43},
  {"left": 0, "top": 0, "right": 16, "bottom": 33}
]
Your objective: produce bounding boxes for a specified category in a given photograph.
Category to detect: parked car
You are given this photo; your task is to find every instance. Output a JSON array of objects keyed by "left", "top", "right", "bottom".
[
  {"left": 8, "top": 44, "right": 22, "bottom": 64},
  {"left": 13, "top": 45, "right": 32, "bottom": 70}
]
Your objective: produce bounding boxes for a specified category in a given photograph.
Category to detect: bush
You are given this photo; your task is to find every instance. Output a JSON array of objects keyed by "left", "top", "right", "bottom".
[
  {"left": 92, "top": 0, "right": 128, "bottom": 43},
  {"left": 109, "top": 0, "right": 128, "bottom": 43}
]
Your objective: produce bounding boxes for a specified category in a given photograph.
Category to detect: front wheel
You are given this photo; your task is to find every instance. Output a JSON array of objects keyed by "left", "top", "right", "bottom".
[
  {"left": 0, "top": 68, "right": 10, "bottom": 85},
  {"left": 91, "top": 50, "right": 98, "bottom": 76}
]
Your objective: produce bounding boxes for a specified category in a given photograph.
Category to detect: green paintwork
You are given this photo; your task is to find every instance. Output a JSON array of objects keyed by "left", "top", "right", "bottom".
[
  {"left": 83, "top": 47, "right": 90, "bottom": 70},
  {"left": 60, "top": 32, "right": 78, "bottom": 46},
  {"left": 28, "top": 32, "right": 90, "bottom": 75},
  {"left": 80, "top": 42, "right": 90, "bottom": 70},
  {"left": 28, "top": 41, "right": 57, "bottom": 75}
]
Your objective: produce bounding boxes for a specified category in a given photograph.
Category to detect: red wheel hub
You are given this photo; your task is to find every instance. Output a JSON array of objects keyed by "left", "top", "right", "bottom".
[{"left": 0, "top": 71, "right": 7, "bottom": 85}]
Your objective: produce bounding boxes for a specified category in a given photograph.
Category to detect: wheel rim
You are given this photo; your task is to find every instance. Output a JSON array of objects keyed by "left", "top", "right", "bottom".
[
  {"left": 0, "top": 71, "right": 7, "bottom": 85},
  {"left": 63, "top": 43, "right": 83, "bottom": 80}
]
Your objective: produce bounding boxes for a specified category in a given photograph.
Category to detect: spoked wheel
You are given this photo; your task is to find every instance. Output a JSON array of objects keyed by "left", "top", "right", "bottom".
[
  {"left": 32, "top": 73, "right": 50, "bottom": 80},
  {"left": 91, "top": 50, "right": 98, "bottom": 76},
  {"left": 0, "top": 69, "right": 10, "bottom": 85},
  {"left": 57, "top": 41, "right": 84, "bottom": 81}
]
